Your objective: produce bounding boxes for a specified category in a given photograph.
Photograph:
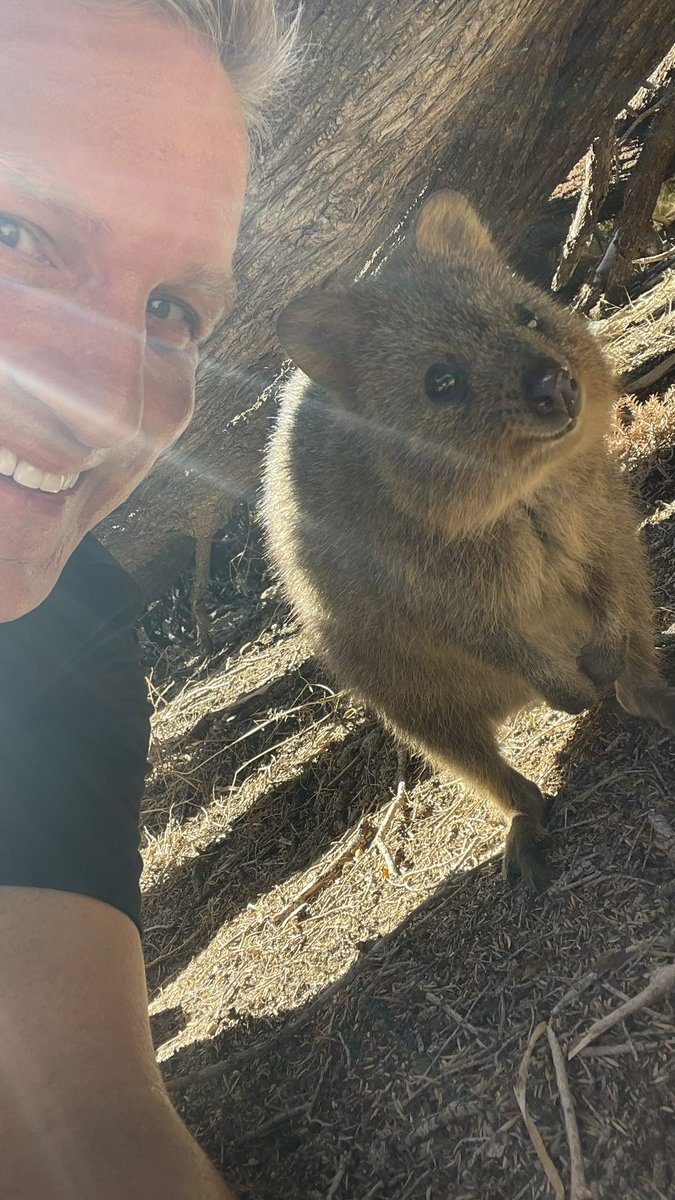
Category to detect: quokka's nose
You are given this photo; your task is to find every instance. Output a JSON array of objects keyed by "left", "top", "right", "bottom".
[{"left": 523, "top": 356, "right": 580, "bottom": 421}]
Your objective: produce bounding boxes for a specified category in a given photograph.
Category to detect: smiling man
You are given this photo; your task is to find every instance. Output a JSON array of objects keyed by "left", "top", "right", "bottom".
[{"left": 0, "top": 2, "right": 295, "bottom": 1196}]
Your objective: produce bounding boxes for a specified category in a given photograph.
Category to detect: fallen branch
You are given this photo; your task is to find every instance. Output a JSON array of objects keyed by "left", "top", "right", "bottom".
[
  {"left": 575, "top": 1042, "right": 634, "bottom": 1058},
  {"left": 547, "top": 1025, "right": 592, "bottom": 1200},
  {"left": 514, "top": 1022, "right": 565, "bottom": 1200},
  {"left": 625, "top": 351, "right": 675, "bottom": 394},
  {"left": 597, "top": 80, "right": 675, "bottom": 294},
  {"left": 553, "top": 126, "right": 615, "bottom": 292},
  {"left": 569, "top": 962, "right": 675, "bottom": 1060}
]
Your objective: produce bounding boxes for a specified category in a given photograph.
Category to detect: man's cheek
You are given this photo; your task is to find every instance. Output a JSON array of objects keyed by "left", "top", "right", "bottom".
[{"left": 144, "top": 360, "right": 196, "bottom": 449}]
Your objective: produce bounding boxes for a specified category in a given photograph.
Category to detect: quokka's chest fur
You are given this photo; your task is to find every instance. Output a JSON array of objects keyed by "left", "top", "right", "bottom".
[{"left": 352, "top": 466, "right": 604, "bottom": 658}]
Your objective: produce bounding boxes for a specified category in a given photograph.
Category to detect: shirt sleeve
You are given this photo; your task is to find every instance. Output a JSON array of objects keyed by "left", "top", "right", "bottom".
[{"left": 0, "top": 537, "right": 150, "bottom": 933}]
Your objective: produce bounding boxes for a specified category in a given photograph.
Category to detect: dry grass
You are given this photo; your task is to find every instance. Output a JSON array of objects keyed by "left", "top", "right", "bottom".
[{"left": 138, "top": 272, "right": 675, "bottom": 1199}]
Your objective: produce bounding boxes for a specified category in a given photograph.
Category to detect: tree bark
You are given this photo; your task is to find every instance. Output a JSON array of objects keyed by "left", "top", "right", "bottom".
[{"left": 96, "top": 0, "right": 675, "bottom": 598}]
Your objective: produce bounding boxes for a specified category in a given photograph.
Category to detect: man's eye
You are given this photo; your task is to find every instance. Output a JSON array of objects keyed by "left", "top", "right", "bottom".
[
  {"left": 147, "top": 296, "right": 199, "bottom": 347},
  {"left": 0, "top": 214, "right": 43, "bottom": 259}
]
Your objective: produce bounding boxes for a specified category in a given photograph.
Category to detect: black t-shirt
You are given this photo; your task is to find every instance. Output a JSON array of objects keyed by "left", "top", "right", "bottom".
[{"left": 0, "top": 535, "right": 150, "bottom": 932}]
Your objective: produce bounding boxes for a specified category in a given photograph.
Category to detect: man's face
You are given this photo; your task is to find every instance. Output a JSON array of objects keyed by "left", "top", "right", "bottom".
[{"left": 0, "top": 1, "right": 248, "bottom": 619}]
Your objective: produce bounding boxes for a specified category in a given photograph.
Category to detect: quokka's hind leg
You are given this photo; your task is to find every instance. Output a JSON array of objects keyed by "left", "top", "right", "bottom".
[
  {"left": 413, "top": 718, "right": 554, "bottom": 892},
  {"left": 615, "top": 627, "right": 675, "bottom": 733}
]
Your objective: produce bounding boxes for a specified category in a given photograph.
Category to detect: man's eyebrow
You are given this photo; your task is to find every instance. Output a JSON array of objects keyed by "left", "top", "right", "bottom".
[
  {"left": 171, "top": 264, "right": 236, "bottom": 310},
  {"left": 0, "top": 152, "right": 111, "bottom": 233}
]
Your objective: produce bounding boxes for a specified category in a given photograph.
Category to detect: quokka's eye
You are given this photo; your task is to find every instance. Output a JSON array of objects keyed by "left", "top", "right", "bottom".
[
  {"left": 424, "top": 361, "right": 468, "bottom": 404},
  {"left": 518, "top": 305, "right": 541, "bottom": 331}
]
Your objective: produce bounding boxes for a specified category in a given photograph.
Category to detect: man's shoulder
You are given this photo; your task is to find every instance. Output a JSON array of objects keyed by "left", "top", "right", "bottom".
[
  {"left": 0, "top": 536, "right": 145, "bottom": 705},
  {"left": 61, "top": 535, "right": 144, "bottom": 630}
]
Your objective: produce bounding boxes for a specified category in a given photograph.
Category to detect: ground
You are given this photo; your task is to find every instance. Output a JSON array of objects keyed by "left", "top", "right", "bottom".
[{"left": 137, "top": 196, "right": 675, "bottom": 1197}]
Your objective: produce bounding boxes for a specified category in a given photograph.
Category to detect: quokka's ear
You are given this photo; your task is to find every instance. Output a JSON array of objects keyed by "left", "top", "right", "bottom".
[
  {"left": 276, "top": 288, "right": 361, "bottom": 389},
  {"left": 414, "top": 190, "right": 495, "bottom": 260}
]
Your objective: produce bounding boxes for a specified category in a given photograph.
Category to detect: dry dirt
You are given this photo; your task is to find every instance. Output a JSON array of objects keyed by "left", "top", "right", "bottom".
[{"left": 137, "top": 192, "right": 675, "bottom": 1197}]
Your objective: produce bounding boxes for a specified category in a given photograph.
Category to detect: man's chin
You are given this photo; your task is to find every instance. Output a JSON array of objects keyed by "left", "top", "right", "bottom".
[{"left": 0, "top": 553, "right": 69, "bottom": 622}]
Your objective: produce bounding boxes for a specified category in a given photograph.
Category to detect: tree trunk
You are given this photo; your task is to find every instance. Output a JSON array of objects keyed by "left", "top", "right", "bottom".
[{"left": 97, "top": 0, "right": 675, "bottom": 597}]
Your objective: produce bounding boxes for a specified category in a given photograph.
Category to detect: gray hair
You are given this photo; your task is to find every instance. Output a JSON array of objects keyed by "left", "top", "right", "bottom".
[{"left": 77, "top": 1, "right": 301, "bottom": 141}]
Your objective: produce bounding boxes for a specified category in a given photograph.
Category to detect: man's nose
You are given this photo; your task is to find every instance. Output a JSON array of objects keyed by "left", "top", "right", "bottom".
[{"left": 13, "top": 302, "right": 145, "bottom": 451}]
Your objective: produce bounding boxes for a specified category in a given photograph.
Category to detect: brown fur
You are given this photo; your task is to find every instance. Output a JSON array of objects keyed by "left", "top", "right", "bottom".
[{"left": 261, "top": 191, "right": 675, "bottom": 889}]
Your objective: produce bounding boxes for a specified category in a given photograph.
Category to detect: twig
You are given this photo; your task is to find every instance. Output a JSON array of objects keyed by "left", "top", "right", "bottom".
[
  {"left": 633, "top": 246, "right": 675, "bottom": 265},
  {"left": 377, "top": 784, "right": 406, "bottom": 840},
  {"left": 550, "top": 933, "right": 659, "bottom": 1017},
  {"left": 191, "top": 667, "right": 313, "bottom": 737},
  {"left": 424, "top": 992, "right": 489, "bottom": 1040},
  {"left": 359, "top": 1184, "right": 383, "bottom": 1200},
  {"left": 279, "top": 766, "right": 409, "bottom": 918},
  {"left": 325, "top": 1151, "right": 351, "bottom": 1199},
  {"left": 569, "top": 963, "right": 675, "bottom": 1060},
  {"left": 373, "top": 779, "right": 406, "bottom": 876},
  {"left": 624, "top": 351, "right": 675, "bottom": 394},
  {"left": 403, "top": 1099, "right": 481, "bottom": 1147},
  {"left": 308, "top": 1055, "right": 333, "bottom": 1118},
  {"left": 237, "top": 1102, "right": 310, "bottom": 1145},
  {"left": 514, "top": 1022, "right": 565, "bottom": 1200},
  {"left": 374, "top": 835, "right": 398, "bottom": 876},
  {"left": 273, "top": 816, "right": 370, "bottom": 925},
  {"left": 551, "top": 970, "right": 599, "bottom": 1017},
  {"left": 547, "top": 1025, "right": 592, "bottom": 1200},
  {"left": 575, "top": 1042, "right": 634, "bottom": 1058},
  {"left": 618, "top": 97, "right": 665, "bottom": 146},
  {"left": 646, "top": 808, "right": 675, "bottom": 860}
]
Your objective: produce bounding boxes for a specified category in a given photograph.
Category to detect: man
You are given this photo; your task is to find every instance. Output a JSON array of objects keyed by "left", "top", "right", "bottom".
[{"left": 0, "top": 2, "right": 295, "bottom": 1196}]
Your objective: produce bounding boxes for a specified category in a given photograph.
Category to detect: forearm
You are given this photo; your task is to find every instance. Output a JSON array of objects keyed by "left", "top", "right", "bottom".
[
  {"left": 0, "top": 1088, "right": 236, "bottom": 1200},
  {"left": 0, "top": 890, "right": 236, "bottom": 1200}
]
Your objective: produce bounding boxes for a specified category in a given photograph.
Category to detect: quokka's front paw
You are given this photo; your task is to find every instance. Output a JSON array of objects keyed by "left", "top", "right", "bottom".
[
  {"left": 503, "top": 815, "right": 554, "bottom": 893},
  {"left": 578, "top": 636, "right": 628, "bottom": 689},
  {"left": 543, "top": 675, "right": 599, "bottom": 715}
]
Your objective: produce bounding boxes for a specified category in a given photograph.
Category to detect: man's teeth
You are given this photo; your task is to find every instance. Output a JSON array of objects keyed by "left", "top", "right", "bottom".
[{"left": 0, "top": 448, "right": 80, "bottom": 493}]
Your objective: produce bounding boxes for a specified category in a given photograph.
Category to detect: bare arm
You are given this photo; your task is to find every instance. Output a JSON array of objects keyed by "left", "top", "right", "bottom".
[{"left": 0, "top": 888, "right": 236, "bottom": 1200}]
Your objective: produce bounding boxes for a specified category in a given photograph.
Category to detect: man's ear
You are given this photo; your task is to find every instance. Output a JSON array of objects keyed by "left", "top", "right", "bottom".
[
  {"left": 276, "top": 288, "right": 360, "bottom": 389},
  {"left": 414, "top": 190, "right": 495, "bottom": 260}
]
